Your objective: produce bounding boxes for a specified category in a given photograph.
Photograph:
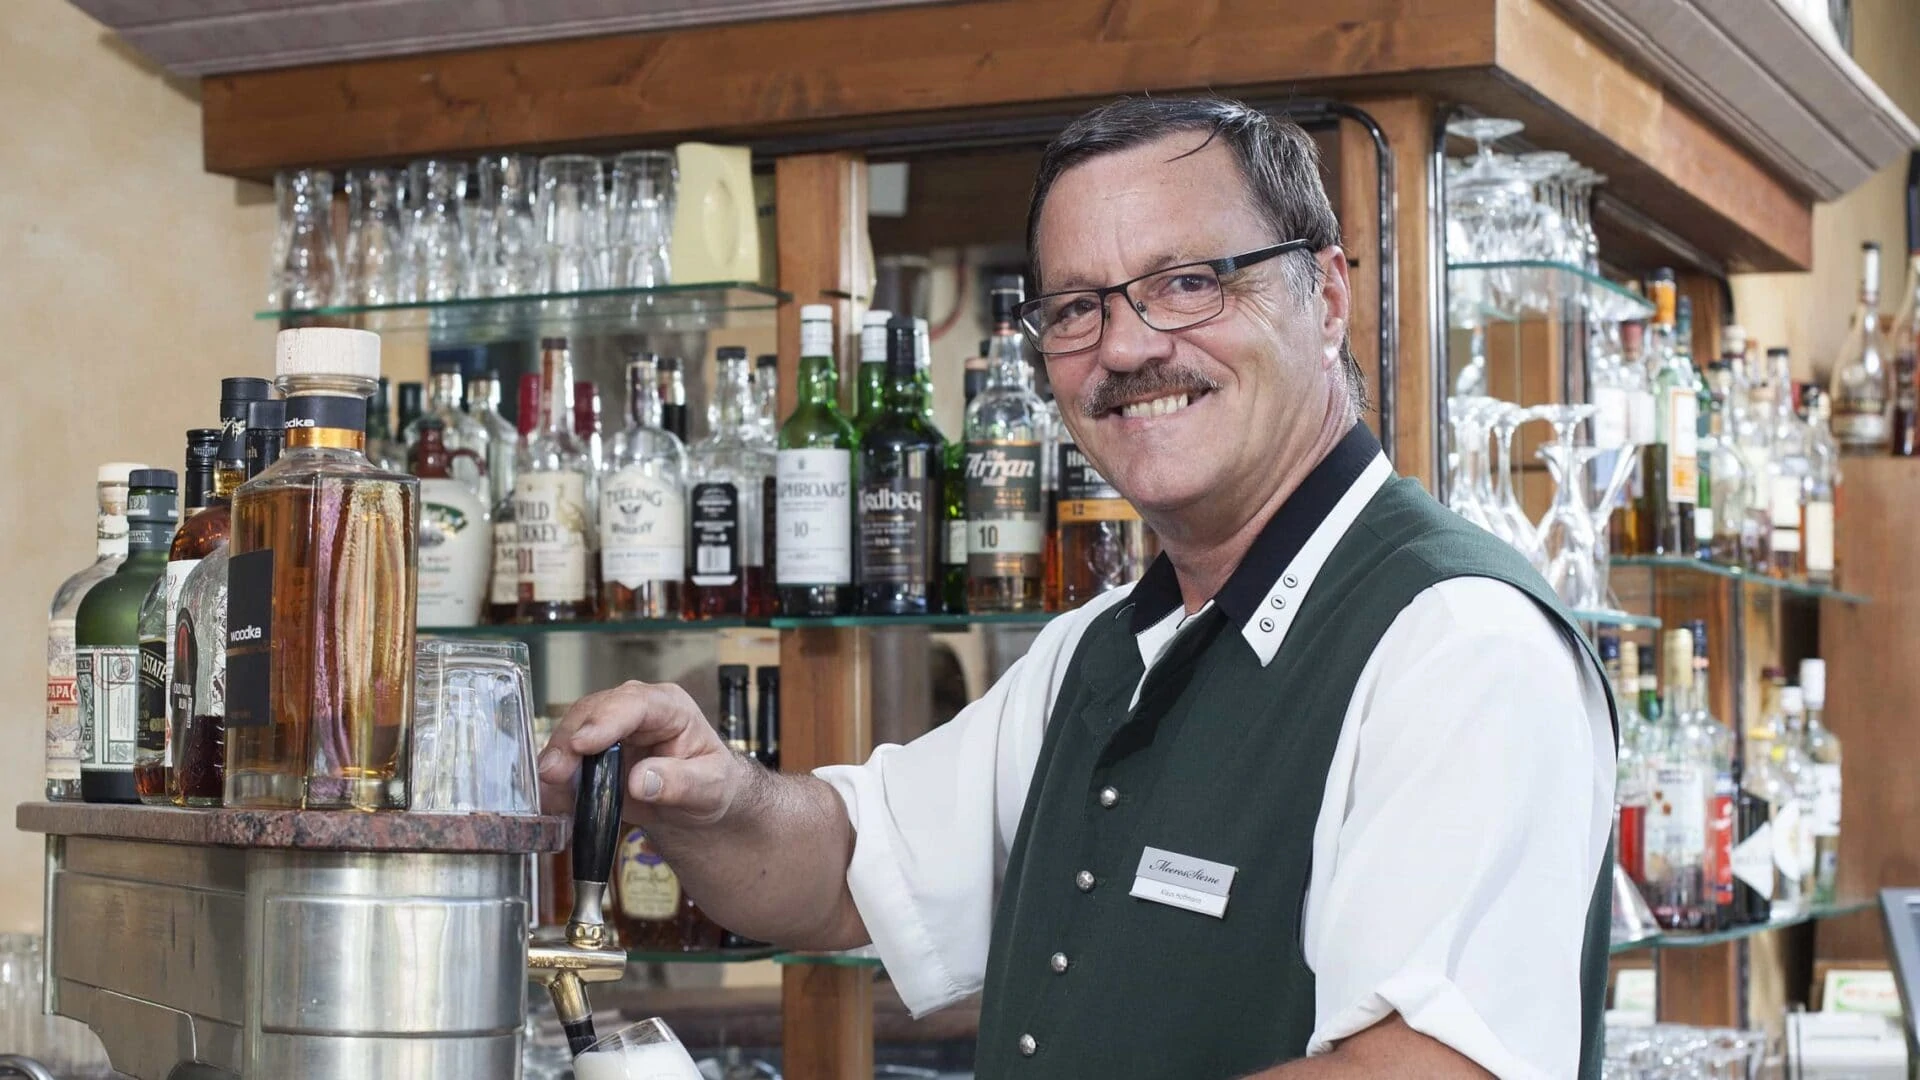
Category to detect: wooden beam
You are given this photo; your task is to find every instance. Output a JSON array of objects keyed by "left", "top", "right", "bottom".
[{"left": 775, "top": 152, "right": 872, "bottom": 418}]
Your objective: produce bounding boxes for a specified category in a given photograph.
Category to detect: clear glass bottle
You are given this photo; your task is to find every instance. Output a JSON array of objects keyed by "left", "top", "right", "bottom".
[
  {"left": 1728, "top": 346, "right": 1773, "bottom": 572},
  {"left": 753, "top": 353, "right": 780, "bottom": 448},
  {"left": 490, "top": 374, "right": 538, "bottom": 625},
  {"left": 77, "top": 470, "right": 178, "bottom": 804},
  {"left": 855, "top": 310, "right": 891, "bottom": 435},
  {"left": 1772, "top": 685, "right": 1819, "bottom": 914},
  {"left": 1635, "top": 272, "right": 1699, "bottom": 557},
  {"left": 404, "top": 361, "right": 489, "bottom": 498},
  {"left": 858, "top": 316, "right": 946, "bottom": 615},
  {"left": 1685, "top": 621, "right": 1735, "bottom": 927},
  {"left": 226, "top": 328, "right": 419, "bottom": 811},
  {"left": 365, "top": 376, "right": 405, "bottom": 472},
  {"left": 1604, "top": 635, "right": 1649, "bottom": 888},
  {"left": 1799, "top": 658, "right": 1842, "bottom": 903},
  {"left": 964, "top": 279, "right": 1047, "bottom": 613},
  {"left": 1829, "top": 241, "right": 1891, "bottom": 454},
  {"left": 465, "top": 371, "right": 519, "bottom": 510},
  {"left": 775, "top": 305, "right": 857, "bottom": 617},
  {"left": 658, "top": 356, "right": 690, "bottom": 445},
  {"left": 1610, "top": 321, "right": 1652, "bottom": 555},
  {"left": 395, "top": 381, "right": 425, "bottom": 446},
  {"left": 601, "top": 355, "right": 688, "bottom": 620},
  {"left": 514, "top": 338, "right": 595, "bottom": 623},
  {"left": 574, "top": 378, "right": 606, "bottom": 475},
  {"left": 1766, "top": 349, "right": 1812, "bottom": 577},
  {"left": 410, "top": 420, "right": 491, "bottom": 627},
  {"left": 1643, "top": 627, "right": 1711, "bottom": 930},
  {"left": 687, "top": 348, "right": 777, "bottom": 618},
  {"left": 1701, "top": 362, "right": 1750, "bottom": 566},
  {"left": 1891, "top": 231, "right": 1920, "bottom": 456},
  {"left": 47, "top": 464, "right": 139, "bottom": 801},
  {"left": 1801, "top": 388, "right": 1840, "bottom": 585}
]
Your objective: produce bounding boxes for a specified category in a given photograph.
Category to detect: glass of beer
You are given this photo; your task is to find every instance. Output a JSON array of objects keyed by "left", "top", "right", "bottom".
[{"left": 573, "top": 1018, "right": 703, "bottom": 1080}]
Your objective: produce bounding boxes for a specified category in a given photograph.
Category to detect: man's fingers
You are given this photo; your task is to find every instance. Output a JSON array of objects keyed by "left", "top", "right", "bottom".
[
  {"left": 538, "top": 680, "right": 685, "bottom": 784},
  {"left": 627, "top": 753, "right": 738, "bottom": 825}
]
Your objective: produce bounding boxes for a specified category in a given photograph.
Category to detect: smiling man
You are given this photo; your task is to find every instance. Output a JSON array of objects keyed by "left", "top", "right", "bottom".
[{"left": 538, "top": 96, "right": 1617, "bottom": 1079}]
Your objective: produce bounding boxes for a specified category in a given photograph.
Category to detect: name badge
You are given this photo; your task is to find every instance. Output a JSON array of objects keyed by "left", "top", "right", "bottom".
[{"left": 1129, "top": 845, "right": 1237, "bottom": 918}]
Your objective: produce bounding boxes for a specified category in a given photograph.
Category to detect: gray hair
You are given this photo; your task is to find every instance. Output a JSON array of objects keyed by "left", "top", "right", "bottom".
[{"left": 1025, "top": 96, "right": 1365, "bottom": 414}]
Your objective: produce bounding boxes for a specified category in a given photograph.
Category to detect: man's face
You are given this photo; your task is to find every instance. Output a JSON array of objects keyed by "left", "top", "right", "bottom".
[{"left": 1033, "top": 134, "right": 1350, "bottom": 523}]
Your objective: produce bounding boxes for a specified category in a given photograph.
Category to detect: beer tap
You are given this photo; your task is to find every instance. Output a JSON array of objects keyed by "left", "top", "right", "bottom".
[{"left": 529, "top": 745, "right": 629, "bottom": 1055}]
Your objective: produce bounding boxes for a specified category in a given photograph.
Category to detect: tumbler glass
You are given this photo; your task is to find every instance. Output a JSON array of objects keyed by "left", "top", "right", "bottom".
[
  {"left": 342, "top": 167, "right": 408, "bottom": 306},
  {"left": 271, "top": 169, "right": 340, "bottom": 310},
  {"left": 610, "top": 150, "right": 678, "bottom": 288},
  {"left": 405, "top": 158, "right": 471, "bottom": 302},
  {"left": 476, "top": 153, "right": 541, "bottom": 297},
  {"left": 574, "top": 1018, "right": 704, "bottom": 1079},
  {"left": 410, "top": 637, "right": 540, "bottom": 815},
  {"left": 537, "top": 154, "right": 608, "bottom": 293}
]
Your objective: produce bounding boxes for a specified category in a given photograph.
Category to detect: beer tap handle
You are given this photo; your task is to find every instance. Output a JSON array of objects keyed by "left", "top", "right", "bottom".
[{"left": 558, "top": 744, "right": 624, "bottom": 1056}]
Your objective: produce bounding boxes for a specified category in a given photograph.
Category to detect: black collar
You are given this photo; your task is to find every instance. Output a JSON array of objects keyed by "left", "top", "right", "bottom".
[{"left": 1127, "top": 423, "right": 1384, "bottom": 634}]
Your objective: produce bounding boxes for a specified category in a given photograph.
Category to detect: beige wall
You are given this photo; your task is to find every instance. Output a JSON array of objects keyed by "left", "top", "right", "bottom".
[
  {"left": 1730, "top": 0, "right": 1920, "bottom": 376},
  {"left": 0, "top": 0, "right": 277, "bottom": 929}
]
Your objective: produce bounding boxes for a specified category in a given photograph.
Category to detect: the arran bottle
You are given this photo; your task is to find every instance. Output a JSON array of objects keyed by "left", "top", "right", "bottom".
[
  {"left": 963, "top": 278, "right": 1047, "bottom": 612},
  {"left": 514, "top": 339, "right": 595, "bottom": 623}
]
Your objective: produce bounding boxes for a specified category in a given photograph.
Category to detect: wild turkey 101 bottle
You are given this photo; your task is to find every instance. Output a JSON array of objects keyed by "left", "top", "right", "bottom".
[{"left": 515, "top": 338, "right": 595, "bottom": 623}]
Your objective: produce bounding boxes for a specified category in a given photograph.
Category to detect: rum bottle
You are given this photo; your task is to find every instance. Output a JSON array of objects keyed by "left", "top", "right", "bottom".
[
  {"left": 514, "top": 339, "right": 595, "bottom": 623},
  {"left": 77, "top": 470, "right": 177, "bottom": 804},
  {"left": 687, "top": 348, "right": 777, "bottom": 617},
  {"left": 1830, "top": 242, "right": 1892, "bottom": 454},
  {"left": 1634, "top": 271, "right": 1698, "bottom": 556},
  {"left": 1800, "top": 658, "right": 1842, "bottom": 903},
  {"left": 1643, "top": 628, "right": 1711, "bottom": 929},
  {"left": 964, "top": 278, "right": 1047, "bottom": 612},
  {"left": 776, "top": 305, "right": 857, "bottom": 616},
  {"left": 46, "top": 464, "right": 139, "bottom": 801},
  {"left": 226, "top": 328, "right": 418, "bottom": 811},
  {"left": 600, "top": 355, "right": 688, "bottom": 620},
  {"left": 858, "top": 316, "right": 946, "bottom": 615}
]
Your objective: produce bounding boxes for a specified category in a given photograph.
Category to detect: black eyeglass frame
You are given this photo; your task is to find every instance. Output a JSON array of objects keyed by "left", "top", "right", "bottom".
[{"left": 1017, "top": 239, "right": 1317, "bottom": 356}]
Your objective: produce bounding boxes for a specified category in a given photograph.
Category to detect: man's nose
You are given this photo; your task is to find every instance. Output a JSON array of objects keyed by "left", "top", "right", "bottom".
[{"left": 1096, "top": 293, "right": 1176, "bottom": 373}]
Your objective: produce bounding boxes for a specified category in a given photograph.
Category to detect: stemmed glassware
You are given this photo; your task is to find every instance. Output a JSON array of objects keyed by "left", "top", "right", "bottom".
[
  {"left": 1491, "top": 402, "right": 1548, "bottom": 573},
  {"left": 1445, "top": 395, "right": 1502, "bottom": 537},
  {"left": 1535, "top": 404, "right": 1603, "bottom": 610}
]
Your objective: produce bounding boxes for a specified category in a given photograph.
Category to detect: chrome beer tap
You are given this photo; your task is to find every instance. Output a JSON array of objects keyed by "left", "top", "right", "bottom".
[{"left": 528, "top": 746, "right": 629, "bottom": 1055}]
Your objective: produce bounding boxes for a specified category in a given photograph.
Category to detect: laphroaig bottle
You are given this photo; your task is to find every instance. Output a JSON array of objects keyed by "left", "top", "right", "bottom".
[
  {"left": 858, "top": 316, "right": 946, "bottom": 615},
  {"left": 77, "top": 470, "right": 178, "bottom": 804},
  {"left": 1766, "top": 350, "right": 1812, "bottom": 577},
  {"left": 1635, "top": 271, "right": 1699, "bottom": 556},
  {"left": 776, "top": 305, "right": 857, "bottom": 616},
  {"left": 1829, "top": 241, "right": 1891, "bottom": 454},
  {"left": 514, "top": 339, "right": 595, "bottom": 623},
  {"left": 1643, "top": 628, "right": 1710, "bottom": 930},
  {"left": 1800, "top": 658, "right": 1842, "bottom": 903},
  {"left": 226, "top": 327, "right": 419, "bottom": 811},
  {"left": 410, "top": 419, "right": 492, "bottom": 627},
  {"left": 687, "top": 347, "right": 776, "bottom": 618},
  {"left": 964, "top": 278, "right": 1048, "bottom": 613},
  {"left": 47, "top": 463, "right": 140, "bottom": 801},
  {"left": 600, "top": 355, "right": 688, "bottom": 620}
]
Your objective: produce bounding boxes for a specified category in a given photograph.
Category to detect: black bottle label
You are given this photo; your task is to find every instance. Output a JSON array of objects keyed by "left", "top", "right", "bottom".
[
  {"left": 690, "top": 482, "right": 741, "bottom": 587},
  {"left": 170, "top": 610, "right": 197, "bottom": 723},
  {"left": 137, "top": 639, "right": 168, "bottom": 754},
  {"left": 859, "top": 449, "right": 936, "bottom": 586},
  {"left": 225, "top": 550, "right": 275, "bottom": 729}
]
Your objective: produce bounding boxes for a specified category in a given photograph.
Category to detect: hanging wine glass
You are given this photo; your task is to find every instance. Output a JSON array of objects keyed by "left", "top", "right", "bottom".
[
  {"left": 1446, "top": 395, "right": 1503, "bottom": 536},
  {"left": 1493, "top": 403, "right": 1549, "bottom": 573},
  {"left": 1534, "top": 403, "right": 1603, "bottom": 610}
]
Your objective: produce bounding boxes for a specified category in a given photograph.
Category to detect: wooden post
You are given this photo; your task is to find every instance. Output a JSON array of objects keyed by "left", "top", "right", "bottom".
[{"left": 774, "top": 150, "right": 877, "bottom": 1080}]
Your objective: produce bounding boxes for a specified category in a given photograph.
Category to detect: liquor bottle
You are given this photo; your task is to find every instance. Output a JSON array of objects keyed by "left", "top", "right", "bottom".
[
  {"left": 657, "top": 356, "right": 690, "bottom": 445},
  {"left": 611, "top": 825, "right": 725, "bottom": 952},
  {"left": 718, "top": 664, "right": 753, "bottom": 757},
  {"left": 1681, "top": 301, "right": 1717, "bottom": 561},
  {"left": 1700, "top": 362, "right": 1750, "bottom": 566},
  {"left": 913, "top": 317, "right": 936, "bottom": 425},
  {"left": 1894, "top": 174, "right": 1920, "bottom": 456},
  {"left": 1801, "top": 388, "right": 1840, "bottom": 586},
  {"left": 964, "top": 279, "right": 1047, "bottom": 613},
  {"left": 686, "top": 348, "right": 776, "bottom": 617},
  {"left": 47, "top": 463, "right": 140, "bottom": 801},
  {"left": 574, "top": 378, "right": 606, "bottom": 473},
  {"left": 1745, "top": 683, "right": 1792, "bottom": 914},
  {"left": 1727, "top": 347, "right": 1773, "bottom": 572},
  {"left": 1772, "top": 685, "right": 1819, "bottom": 913},
  {"left": 1038, "top": 380, "right": 1064, "bottom": 613},
  {"left": 77, "top": 470, "right": 178, "bottom": 804},
  {"left": 942, "top": 339, "right": 987, "bottom": 614},
  {"left": 1686, "top": 621, "right": 1735, "bottom": 927},
  {"left": 1799, "top": 658, "right": 1842, "bottom": 903},
  {"left": 410, "top": 420, "right": 491, "bottom": 627},
  {"left": 858, "top": 316, "right": 947, "bottom": 615},
  {"left": 776, "top": 305, "right": 857, "bottom": 616},
  {"left": 1603, "top": 635, "right": 1648, "bottom": 888},
  {"left": 1829, "top": 242, "right": 1892, "bottom": 454},
  {"left": 1635, "top": 271, "right": 1698, "bottom": 556},
  {"left": 134, "top": 430, "right": 219, "bottom": 803},
  {"left": 754, "top": 665, "right": 780, "bottom": 772},
  {"left": 1058, "top": 436, "right": 1148, "bottom": 608},
  {"left": 753, "top": 353, "right": 780, "bottom": 447},
  {"left": 1610, "top": 321, "right": 1651, "bottom": 555},
  {"left": 1729, "top": 719, "right": 1775, "bottom": 927},
  {"left": 1643, "top": 627, "right": 1710, "bottom": 930},
  {"left": 172, "top": 430, "right": 281, "bottom": 809},
  {"left": 403, "top": 360, "right": 490, "bottom": 498},
  {"left": 855, "top": 310, "right": 891, "bottom": 433},
  {"left": 366, "top": 376, "right": 405, "bottom": 472},
  {"left": 226, "top": 327, "right": 419, "bottom": 811},
  {"left": 1766, "top": 350, "right": 1812, "bottom": 577},
  {"left": 1636, "top": 643, "right": 1659, "bottom": 727},
  {"left": 490, "top": 375, "right": 538, "bottom": 624},
  {"left": 466, "top": 371, "right": 520, "bottom": 509},
  {"left": 395, "top": 380, "right": 425, "bottom": 445},
  {"left": 600, "top": 355, "right": 687, "bottom": 620},
  {"left": 514, "top": 339, "right": 595, "bottom": 623},
  {"left": 964, "top": 343, "right": 990, "bottom": 402}
]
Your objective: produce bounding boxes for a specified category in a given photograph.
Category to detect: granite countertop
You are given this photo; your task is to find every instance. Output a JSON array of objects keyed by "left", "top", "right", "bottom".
[{"left": 15, "top": 801, "right": 567, "bottom": 853}]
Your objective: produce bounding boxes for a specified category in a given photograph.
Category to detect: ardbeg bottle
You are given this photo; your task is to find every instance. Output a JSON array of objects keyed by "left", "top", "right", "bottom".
[
  {"left": 776, "top": 305, "right": 857, "bottom": 616},
  {"left": 963, "top": 278, "right": 1047, "bottom": 612},
  {"left": 858, "top": 316, "right": 946, "bottom": 615}
]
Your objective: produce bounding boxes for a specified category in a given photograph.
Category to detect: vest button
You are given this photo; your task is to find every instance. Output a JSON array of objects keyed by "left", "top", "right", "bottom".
[
  {"left": 1259, "top": 617, "right": 1275, "bottom": 632},
  {"left": 1270, "top": 594, "right": 1286, "bottom": 609},
  {"left": 1284, "top": 574, "right": 1298, "bottom": 588},
  {"left": 1098, "top": 786, "right": 1119, "bottom": 808},
  {"left": 1075, "top": 870, "right": 1096, "bottom": 892},
  {"left": 1050, "top": 951, "right": 1070, "bottom": 973},
  {"left": 1019, "top": 1033, "right": 1038, "bottom": 1057}
]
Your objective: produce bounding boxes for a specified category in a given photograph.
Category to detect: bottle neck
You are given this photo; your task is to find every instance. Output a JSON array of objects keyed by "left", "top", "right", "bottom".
[
  {"left": 429, "top": 372, "right": 464, "bottom": 412},
  {"left": 987, "top": 326, "right": 1032, "bottom": 389},
  {"left": 126, "top": 489, "right": 178, "bottom": 555},
  {"left": 96, "top": 511, "right": 128, "bottom": 559},
  {"left": 467, "top": 380, "right": 501, "bottom": 414},
  {"left": 627, "top": 364, "right": 663, "bottom": 430},
  {"left": 285, "top": 392, "right": 370, "bottom": 452},
  {"left": 796, "top": 354, "right": 839, "bottom": 409},
  {"left": 714, "top": 358, "right": 755, "bottom": 432},
  {"left": 541, "top": 350, "right": 577, "bottom": 436},
  {"left": 884, "top": 358, "right": 923, "bottom": 414},
  {"left": 183, "top": 461, "right": 217, "bottom": 512}
]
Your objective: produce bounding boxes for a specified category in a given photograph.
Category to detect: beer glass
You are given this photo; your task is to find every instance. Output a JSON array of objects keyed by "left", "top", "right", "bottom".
[
  {"left": 574, "top": 1018, "right": 704, "bottom": 1080},
  {"left": 537, "top": 154, "right": 608, "bottom": 293},
  {"left": 410, "top": 638, "right": 539, "bottom": 815}
]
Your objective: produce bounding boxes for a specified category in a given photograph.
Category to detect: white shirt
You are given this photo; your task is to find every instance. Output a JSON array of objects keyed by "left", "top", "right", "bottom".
[{"left": 817, "top": 452, "right": 1615, "bottom": 1079}]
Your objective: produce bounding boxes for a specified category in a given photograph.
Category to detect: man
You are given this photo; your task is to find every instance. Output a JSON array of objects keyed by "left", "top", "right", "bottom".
[{"left": 539, "top": 96, "right": 1616, "bottom": 1079}]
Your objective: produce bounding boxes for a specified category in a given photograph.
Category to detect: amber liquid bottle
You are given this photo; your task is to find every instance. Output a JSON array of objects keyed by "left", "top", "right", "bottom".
[
  {"left": 225, "top": 328, "right": 419, "bottom": 811},
  {"left": 515, "top": 340, "right": 595, "bottom": 623},
  {"left": 1057, "top": 438, "right": 1149, "bottom": 608}
]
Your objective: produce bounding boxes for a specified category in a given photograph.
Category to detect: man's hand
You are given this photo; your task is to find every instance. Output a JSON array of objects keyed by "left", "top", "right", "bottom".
[{"left": 536, "top": 679, "right": 750, "bottom": 827}]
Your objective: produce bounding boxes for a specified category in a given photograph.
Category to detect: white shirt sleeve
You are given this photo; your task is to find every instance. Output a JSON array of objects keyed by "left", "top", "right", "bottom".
[
  {"left": 1303, "top": 577, "right": 1616, "bottom": 1079},
  {"left": 813, "top": 588, "right": 1134, "bottom": 1016}
]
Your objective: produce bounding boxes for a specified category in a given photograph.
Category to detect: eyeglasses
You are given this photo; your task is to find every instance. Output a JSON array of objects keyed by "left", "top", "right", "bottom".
[{"left": 1018, "top": 240, "right": 1314, "bottom": 356}]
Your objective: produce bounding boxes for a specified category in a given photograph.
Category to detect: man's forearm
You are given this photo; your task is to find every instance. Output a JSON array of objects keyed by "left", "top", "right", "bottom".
[
  {"left": 639, "top": 759, "right": 868, "bottom": 951},
  {"left": 1239, "top": 1017, "right": 1494, "bottom": 1079}
]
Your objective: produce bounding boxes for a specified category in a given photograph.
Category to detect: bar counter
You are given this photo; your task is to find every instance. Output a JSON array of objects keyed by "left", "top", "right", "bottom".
[{"left": 16, "top": 800, "right": 567, "bottom": 852}]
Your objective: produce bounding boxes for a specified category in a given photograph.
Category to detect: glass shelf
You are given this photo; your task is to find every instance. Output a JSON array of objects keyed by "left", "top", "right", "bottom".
[
  {"left": 768, "top": 611, "right": 1056, "bottom": 631},
  {"left": 1610, "top": 555, "right": 1869, "bottom": 604},
  {"left": 256, "top": 282, "right": 788, "bottom": 342},
  {"left": 1610, "top": 897, "right": 1874, "bottom": 954},
  {"left": 773, "top": 950, "right": 884, "bottom": 968},
  {"left": 627, "top": 946, "right": 779, "bottom": 965},
  {"left": 1570, "top": 609, "right": 1662, "bottom": 630},
  {"left": 1447, "top": 260, "right": 1654, "bottom": 326},
  {"left": 419, "top": 617, "right": 758, "bottom": 638}
]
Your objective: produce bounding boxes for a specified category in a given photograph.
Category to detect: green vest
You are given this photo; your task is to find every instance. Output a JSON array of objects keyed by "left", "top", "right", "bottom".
[{"left": 974, "top": 475, "right": 1617, "bottom": 1079}]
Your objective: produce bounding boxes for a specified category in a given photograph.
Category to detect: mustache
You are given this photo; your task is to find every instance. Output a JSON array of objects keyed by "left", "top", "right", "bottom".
[{"left": 1080, "top": 365, "right": 1221, "bottom": 419}]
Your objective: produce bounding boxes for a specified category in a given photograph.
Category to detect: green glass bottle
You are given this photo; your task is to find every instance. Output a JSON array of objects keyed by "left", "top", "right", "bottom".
[
  {"left": 776, "top": 304, "right": 859, "bottom": 616},
  {"left": 854, "top": 310, "right": 890, "bottom": 434},
  {"left": 77, "top": 469, "right": 178, "bottom": 804},
  {"left": 857, "top": 316, "right": 947, "bottom": 615},
  {"left": 942, "top": 341, "right": 991, "bottom": 614}
]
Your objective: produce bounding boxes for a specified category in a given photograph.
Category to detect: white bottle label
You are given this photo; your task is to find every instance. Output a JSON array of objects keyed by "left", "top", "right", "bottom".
[
  {"left": 600, "top": 466, "right": 688, "bottom": 588},
  {"left": 1692, "top": 506, "right": 1714, "bottom": 547},
  {"left": 1731, "top": 821, "right": 1775, "bottom": 897},
  {"left": 1665, "top": 388, "right": 1698, "bottom": 504},
  {"left": 1593, "top": 386, "right": 1629, "bottom": 449},
  {"left": 1803, "top": 500, "right": 1835, "bottom": 574},
  {"left": 514, "top": 472, "right": 589, "bottom": 603},
  {"left": 1771, "top": 801, "right": 1806, "bottom": 878},
  {"left": 417, "top": 477, "right": 491, "bottom": 627},
  {"left": 774, "top": 449, "right": 852, "bottom": 586},
  {"left": 45, "top": 616, "right": 80, "bottom": 782},
  {"left": 77, "top": 645, "right": 139, "bottom": 770},
  {"left": 1628, "top": 390, "right": 1657, "bottom": 446},
  {"left": 1646, "top": 765, "right": 1706, "bottom": 859},
  {"left": 1812, "top": 763, "right": 1842, "bottom": 838},
  {"left": 945, "top": 518, "right": 969, "bottom": 568},
  {"left": 490, "top": 520, "right": 520, "bottom": 606},
  {"left": 1769, "top": 477, "right": 1803, "bottom": 551}
]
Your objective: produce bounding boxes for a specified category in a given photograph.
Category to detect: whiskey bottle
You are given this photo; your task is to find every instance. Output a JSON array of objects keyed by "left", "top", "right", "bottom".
[
  {"left": 245, "top": 398, "right": 285, "bottom": 474},
  {"left": 858, "top": 316, "right": 946, "bottom": 615},
  {"left": 687, "top": 348, "right": 776, "bottom": 618},
  {"left": 403, "top": 360, "right": 490, "bottom": 498},
  {"left": 411, "top": 420, "right": 492, "bottom": 627},
  {"left": 466, "top": 370, "right": 520, "bottom": 509},
  {"left": 1802, "top": 388, "right": 1840, "bottom": 585},
  {"left": 573, "top": 378, "right": 606, "bottom": 475},
  {"left": 600, "top": 355, "right": 688, "bottom": 620},
  {"left": 1058, "top": 436, "right": 1148, "bottom": 607},
  {"left": 226, "top": 327, "right": 419, "bottom": 811},
  {"left": 718, "top": 664, "right": 753, "bottom": 756},
  {"left": 1700, "top": 363, "right": 1751, "bottom": 566},
  {"left": 489, "top": 374, "right": 537, "bottom": 624},
  {"left": 1829, "top": 242, "right": 1892, "bottom": 454},
  {"left": 754, "top": 665, "right": 780, "bottom": 772},
  {"left": 1643, "top": 628, "right": 1710, "bottom": 929},
  {"left": 138, "top": 430, "right": 222, "bottom": 802},
  {"left": 395, "top": 380, "right": 425, "bottom": 446},
  {"left": 366, "top": 376, "right": 404, "bottom": 472},
  {"left": 1799, "top": 658, "right": 1842, "bottom": 903},
  {"left": 854, "top": 310, "right": 891, "bottom": 434},
  {"left": 514, "top": 339, "right": 595, "bottom": 623},
  {"left": 753, "top": 353, "right": 780, "bottom": 447},
  {"left": 776, "top": 305, "right": 857, "bottom": 616},
  {"left": 47, "top": 463, "right": 140, "bottom": 801},
  {"left": 964, "top": 278, "right": 1047, "bottom": 612},
  {"left": 611, "top": 825, "right": 725, "bottom": 952},
  {"left": 657, "top": 355, "right": 690, "bottom": 445},
  {"left": 942, "top": 341, "right": 988, "bottom": 615},
  {"left": 77, "top": 469, "right": 178, "bottom": 804},
  {"left": 1634, "top": 271, "right": 1698, "bottom": 556},
  {"left": 1766, "top": 350, "right": 1811, "bottom": 577}
]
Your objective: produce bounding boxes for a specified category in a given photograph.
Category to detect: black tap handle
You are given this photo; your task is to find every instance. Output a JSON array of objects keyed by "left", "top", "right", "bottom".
[{"left": 571, "top": 744, "right": 624, "bottom": 888}]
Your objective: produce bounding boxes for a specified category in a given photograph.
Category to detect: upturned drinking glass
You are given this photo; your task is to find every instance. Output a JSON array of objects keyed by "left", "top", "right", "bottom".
[
  {"left": 537, "top": 154, "right": 608, "bottom": 294},
  {"left": 476, "top": 153, "right": 540, "bottom": 297},
  {"left": 342, "top": 167, "right": 408, "bottom": 306},
  {"left": 404, "top": 159, "right": 471, "bottom": 302},
  {"left": 610, "top": 150, "right": 677, "bottom": 288},
  {"left": 271, "top": 169, "right": 339, "bottom": 310}
]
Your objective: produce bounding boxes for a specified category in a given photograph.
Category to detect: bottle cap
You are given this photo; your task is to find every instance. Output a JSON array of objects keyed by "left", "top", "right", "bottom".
[
  {"left": 1662, "top": 628, "right": 1694, "bottom": 688},
  {"left": 221, "top": 377, "right": 274, "bottom": 404},
  {"left": 247, "top": 398, "right": 286, "bottom": 430},
  {"left": 1781, "top": 686, "right": 1805, "bottom": 714},
  {"left": 990, "top": 275, "right": 1025, "bottom": 324},
  {"left": 800, "top": 303, "right": 833, "bottom": 322},
  {"left": 801, "top": 309, "right": 834, "bottom": 357},
  {"left": 97, "top": 462, "right": 144, "bottom": 484},
  {"left": 756, "top": 353, "right": 779, "bottom": 369},
  {"left": 717, "top": 346, "right": 748, "bottom": 364},
  {"left": 860, "top": 315, "right": 891, "bottom": 363},
  {"left": 718, "top": 663, "right": 750, "bottom": 685},
  {"left": 862, "top": 309, "right": 892, "bottom": 327},
  {"left": 756, "top": 665, "right": 780, "bottom": 689},
  {"left": 275, "top": 327, "right": 380, "bottom": 379},
  {"left": 1721, "top": 325, "right": 1747, "bottom": 357},
  {"left": 1799, "top": 659, "right": 1826, "bottom": 708},
  {"left": 129, "top": 468, "right": 177, "bottom": 490},
  {"left": 187, "top": 429, "right": 221, "bottom": 463},
  {"left": 541, "top": 336, "right": 568, "bottom": 351}
]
